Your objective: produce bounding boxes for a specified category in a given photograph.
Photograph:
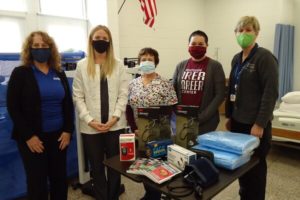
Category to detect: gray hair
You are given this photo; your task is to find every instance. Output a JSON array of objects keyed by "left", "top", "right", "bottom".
[{"left": 235, "top": 16, "right": 260, "bottom": 33}]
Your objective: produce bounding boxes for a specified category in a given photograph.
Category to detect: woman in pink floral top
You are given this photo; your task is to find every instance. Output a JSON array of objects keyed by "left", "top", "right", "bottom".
[
  {"left": 126, "top": 48, "right": 178, "bottom": 132},
  {"left": 126, "top": 47, "right": 177, "bottom": 200}
]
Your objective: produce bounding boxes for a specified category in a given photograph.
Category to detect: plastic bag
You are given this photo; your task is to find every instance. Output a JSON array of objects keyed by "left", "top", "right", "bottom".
[
  {"left": 192, "top": 144, "right": 252, "bottom": 170},
  {"left": 196, "top": 131, "right": 259, "bottom": 155}
]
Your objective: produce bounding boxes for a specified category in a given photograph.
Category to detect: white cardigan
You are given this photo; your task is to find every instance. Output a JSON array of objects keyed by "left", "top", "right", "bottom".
[{"left": 72, "top": 58, "right": 130, "bottom": 134}]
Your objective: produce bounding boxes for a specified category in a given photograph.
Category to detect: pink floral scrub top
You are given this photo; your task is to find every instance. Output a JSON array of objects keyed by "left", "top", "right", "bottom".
[{"left": 128, "top": 75, "right": 178, "bottom": 118}]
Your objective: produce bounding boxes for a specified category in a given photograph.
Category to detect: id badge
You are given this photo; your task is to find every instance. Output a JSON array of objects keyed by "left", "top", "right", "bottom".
[
  {"left": 234, "top": 84, "right": 238, "bottom": 90},
  {"left": 230, "top": 94, "right": 236, "bottom": 102},
  {"left": 152, "top": 80, "right": 160, "bottom": 84}
]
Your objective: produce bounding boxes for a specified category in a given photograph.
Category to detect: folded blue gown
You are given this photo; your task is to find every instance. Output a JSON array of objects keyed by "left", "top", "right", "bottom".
[
  {"left": 196, "top": 131, "right": 259, "bottom": 155},
  {"left": 192, "top": 144, "right": 252, "bottom": 170}
]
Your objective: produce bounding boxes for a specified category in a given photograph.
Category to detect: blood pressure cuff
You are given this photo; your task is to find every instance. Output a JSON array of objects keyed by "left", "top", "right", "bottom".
[{"left": 183, "top": 157, "right": 219, "bottom": 188}]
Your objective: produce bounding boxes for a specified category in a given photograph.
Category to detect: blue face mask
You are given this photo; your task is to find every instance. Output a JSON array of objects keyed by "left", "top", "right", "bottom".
[
  {"left": 139, "top": 61, "right": 156, "bottom": 74},
  {"left": 31, "top": 48, "right": 51, "bottom": 63}
]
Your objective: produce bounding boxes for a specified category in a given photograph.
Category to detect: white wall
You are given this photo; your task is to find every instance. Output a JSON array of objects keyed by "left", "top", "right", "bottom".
[
  {"left": 107, "top": 0, "right": 120, "bottom": 57},
  {"left": 203, "top": 0, "right": 295, "bottom": 76},
  {"left": 117, "top": 0, "right": 205, "bottom": 79},
  {"left": 110, "top": 0, "right": 299, "bottom": 90}
]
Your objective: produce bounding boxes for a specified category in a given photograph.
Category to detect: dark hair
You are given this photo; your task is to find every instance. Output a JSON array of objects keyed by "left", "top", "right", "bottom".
[
  {"left": 137, "top": 47, "right": 159, "bottom": 66},
  {"left": 188, "top": 30, "right": 208, "bottom": 44}
]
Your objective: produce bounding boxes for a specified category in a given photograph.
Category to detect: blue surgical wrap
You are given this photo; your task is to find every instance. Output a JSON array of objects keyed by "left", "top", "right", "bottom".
[{"left": 196, "top": 131, "right": 259, "bottom": 155}]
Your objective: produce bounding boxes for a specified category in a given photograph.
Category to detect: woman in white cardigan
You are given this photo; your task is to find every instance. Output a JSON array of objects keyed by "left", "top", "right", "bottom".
[{"left": 72, "top": 25, "right": 129, "bottom": 200}]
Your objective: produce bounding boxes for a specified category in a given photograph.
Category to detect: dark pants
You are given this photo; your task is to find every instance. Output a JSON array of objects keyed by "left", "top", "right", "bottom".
[
  {"left": 17, "top": 130, "right": 68, "bottom": 200},
  {"left": 231, "top": 118, "right": 271, "bottom": 200},
  {"left": 142, "top": 184, "right": 161, "bottom": 200},
  {"left": 82, "top": 129, "right": 123, "bottom": 200}
]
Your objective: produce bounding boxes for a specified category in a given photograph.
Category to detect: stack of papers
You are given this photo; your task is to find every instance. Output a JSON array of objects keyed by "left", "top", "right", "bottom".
[{"left": 127, "top": 158, "right": 181, "bottom": 184}]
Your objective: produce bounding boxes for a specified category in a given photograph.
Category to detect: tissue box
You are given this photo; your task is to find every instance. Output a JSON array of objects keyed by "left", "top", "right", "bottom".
[
  {"left": 119, "top": 134, "right": 136, "bottom": 161},
  {"left": 167, "top": 144, "right": 196, "bottom": 170}
]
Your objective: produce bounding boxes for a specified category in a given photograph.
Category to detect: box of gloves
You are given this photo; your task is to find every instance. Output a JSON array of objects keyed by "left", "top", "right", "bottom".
[{"left": 167, "top": 144, "right": 196, "bottom": 171}]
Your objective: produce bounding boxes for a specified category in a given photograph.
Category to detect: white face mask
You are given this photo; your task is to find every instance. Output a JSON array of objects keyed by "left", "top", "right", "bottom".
[
  {"left": 139, "top": 61, "right": 156, "bottom": 74},
  {"left": 125, "top": 65, "right": 141, "bottom": 74}
]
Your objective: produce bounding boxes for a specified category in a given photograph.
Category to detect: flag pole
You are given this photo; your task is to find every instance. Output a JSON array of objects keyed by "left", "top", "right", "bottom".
[{"left": 118, "top": 0, "right": 127, "bottom": 14}]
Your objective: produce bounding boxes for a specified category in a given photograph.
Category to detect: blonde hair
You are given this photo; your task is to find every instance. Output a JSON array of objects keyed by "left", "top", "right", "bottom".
[
  {"left": 235, "top": 16, "right": 260, "bottom": 33},
  {"left": 21, "top": 31, "right": 61, "bottom": 71},
  {"left": 87, "top": 25, "right": 116, "bottom": 79}
]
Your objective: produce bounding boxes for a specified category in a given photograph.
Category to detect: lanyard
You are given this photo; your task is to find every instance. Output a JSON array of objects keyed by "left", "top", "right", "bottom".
[
  {"left": 230, "top": 44, "right": 258, "bottom": 103},
  {"left": 230, "top": 63, "right": 246, "bottom": 102},
  {"left": 233, "top": 44, "right": 259, "bottom": 90},
  {"left": 233, "top": 62, "right": 247, "bottom": 88}
]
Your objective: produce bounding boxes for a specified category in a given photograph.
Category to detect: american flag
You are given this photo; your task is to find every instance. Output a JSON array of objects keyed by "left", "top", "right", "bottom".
[{"left": 139, "top": 0, "right": 157, "bottom": 28}]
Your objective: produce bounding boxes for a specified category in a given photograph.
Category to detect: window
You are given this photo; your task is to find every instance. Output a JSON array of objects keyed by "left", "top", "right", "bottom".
[
  {"left": 86, "top": 0, "right": 107, "bottom": 26},
  {"left": 38, "top": 0, "right": 89, "bottom": 51},
  {"left": 0, "top": 0, "right": 108, "bottom": 53},
  {"left": 0, "top": 0, "right": 26, "bottom": 12},
  {"left": 47, "top": 23, "right": 87, "bottom": 51},
  {"left": 39, "top": 0, "right": 85, "bottom": 19},
  {"left": 0, "top": 17, "right": 24, "bottom": 52}
]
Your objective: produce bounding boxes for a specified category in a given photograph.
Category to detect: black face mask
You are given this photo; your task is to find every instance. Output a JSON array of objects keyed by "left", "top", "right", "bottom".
[
  {"left": 92, "top": 40, "right": 109, "bottom": 53},
  {"left": 31, "top": 48, "right": 51, "bottom": 63}
]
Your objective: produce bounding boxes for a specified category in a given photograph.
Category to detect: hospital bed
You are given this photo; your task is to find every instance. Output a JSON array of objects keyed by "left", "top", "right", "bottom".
[{"left": 272, "top": 109, "right": 300, "bottom": 147}]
